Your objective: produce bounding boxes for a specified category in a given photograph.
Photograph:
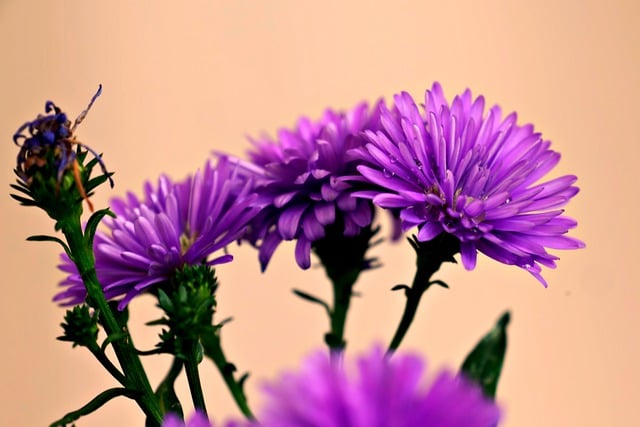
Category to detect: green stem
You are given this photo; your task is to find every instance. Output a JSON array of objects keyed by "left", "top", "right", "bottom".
[
  {"left": 387, "top": 234, "right": 459, "bottom": 353},
  {"left": 387, "top": 273, "right": 432, "bottom": 352},
  {"left": 154, "top": 358, "right": 184, "bottom": 417},
  {"left": 313, "top": 222, "right": 378, "bottom": 353},
  {"left": 87, "top": 344, "right": 127, "bottom": 385},
  {"left": 201, "top": 330, "right": 254, "bottom": 419},
  {"left": 60, "top": 215, "right": 163, "bottom": 425},
  {"left": 184, "top": 341, "right": 207, "bottom": 414},
  {"left": 327, "top": 275, "right": 357, "bottom": 352}
]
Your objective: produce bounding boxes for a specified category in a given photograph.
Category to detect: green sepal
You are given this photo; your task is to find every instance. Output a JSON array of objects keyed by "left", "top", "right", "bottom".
[
  {"left": 149, "top": 266, "right": 217, "bottom": 358},
  {"left": 460, "top": 311, "right": 510, "bottom": 399},
  {"left": 292, "top": 289, "right": 331, "bottom": 316},
  {"left": 85, "top": 172, "right": 115, "bottom": 194},
  {"left": 49, "top": 388, "right": 138, "bottom": 427},
  {"left": 84, "top": 208, "right": 115, "bottom": 249},
  {"left": 9, "top": 193, "right": 38, "bottom": 206},
  {"left": 26, "top": 234, "right": 72, "bottom": 258},
  {"left": 9, "top": 180, "right": 31, "bottom": 195}
]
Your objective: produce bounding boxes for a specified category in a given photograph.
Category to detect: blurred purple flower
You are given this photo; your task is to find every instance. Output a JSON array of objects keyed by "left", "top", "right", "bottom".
[
  {"left": 353, "top": 83, "right": 584, "bottom": 285},
  {"left": 242, "top": 102, "right": 383, "bottom": 270},
  {"left": 163, "top": 411, "right": 212, "bottom": 427},
  {"left": 252, "top": 345, "right": 501, "bottom": 427},
  {"left": 55, "top": 157, "right": 263, "bottom": 309}
]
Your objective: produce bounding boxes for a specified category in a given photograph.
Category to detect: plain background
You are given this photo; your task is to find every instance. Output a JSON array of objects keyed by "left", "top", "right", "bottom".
[{"left": 1, "top": 1, "right": 638, "bottom": 426}]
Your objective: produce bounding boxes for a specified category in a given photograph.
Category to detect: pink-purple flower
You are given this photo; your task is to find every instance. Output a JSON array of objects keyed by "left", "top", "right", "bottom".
[
  {"left": 163, "top": 411, "right": 213, "bottom": 427},
  {"left": 55, "top": 157, "right": 263, "bottom": 309},
  {"left": 242, "top": 102, "right": 381, "bottom": 270},
  {"left": 353, "top": 83, "right": 584, "bottom": 285},
  {"left": 252, "top": 345, "right": 501, "bottom": 427}
]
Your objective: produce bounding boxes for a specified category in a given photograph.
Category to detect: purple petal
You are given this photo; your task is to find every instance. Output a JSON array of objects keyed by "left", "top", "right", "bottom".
[
  {"left": 295, "top": 237, "right": 312, "bottom": 269},
  {"left": 460, "top": 241, "right": 477, "bottom": 270},
  {"left": 417, "top": 222, "right": 442, "bottom": 241},
  {"left": 278, "top": 205, "right": 308, "bottom": 240}
]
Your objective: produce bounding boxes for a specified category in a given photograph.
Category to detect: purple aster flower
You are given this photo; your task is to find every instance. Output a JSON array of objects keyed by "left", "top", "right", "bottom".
[
  {"left": 253, "top": 345, "right": 501, "bottom": 427},
  {"left": 242, "top": 102, "right": 383, "bottom": 270},
  {"left": 353, "top": 83, "right": 584, "bottom": 285},
  {"left": 163, "top": 411, "right": 212, "bottom": 427},
  {"left": 162, "top": 411, "right": 246, "bottom": 427},
  {"left": 54, "top": 156, "right": 263, "bottom": 309}
]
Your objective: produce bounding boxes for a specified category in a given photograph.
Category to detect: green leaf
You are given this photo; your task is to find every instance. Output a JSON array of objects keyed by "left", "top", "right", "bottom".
[
  {"left": 84, "top": 208, "right": 115, "bottom": 249},
  {"left": 49, "top": 388, "right": 138, "bottom": 427},
  {"left": 26, "top": 234, "right": 72, "bottom": 258},
  {"left": 292, "top": 289, "right": 331, "bottom": 317},
  {"left": 460, "top": 311, "right": 510, "bottom": 399}
]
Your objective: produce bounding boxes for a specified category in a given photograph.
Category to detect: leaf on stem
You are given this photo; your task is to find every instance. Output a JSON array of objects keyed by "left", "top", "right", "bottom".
[
  {"left": 84, "top": 207, "right": 115, "bottom": 249},
  {"left": 460, "top": 311, "right": 510, "bottom": 399},
  {"left": 26, "top": 234, "right": 72, "bottom": 258},
  {"left": 49, "top": 388, "right": 138, "bottom": 427},
  {"left": 292, "top": 289, "right": 331, "bottom": 316}
]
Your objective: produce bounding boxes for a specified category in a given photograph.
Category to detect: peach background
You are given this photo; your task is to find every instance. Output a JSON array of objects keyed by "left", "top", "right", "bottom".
[{"left": 1, "top": 1, "right": 638, "bottom": 426}]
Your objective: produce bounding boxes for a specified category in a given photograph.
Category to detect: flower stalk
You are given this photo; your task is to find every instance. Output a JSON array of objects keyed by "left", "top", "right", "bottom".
[
  {"left": 312, "top": 221, "right": 379, "bottom": 352},
  {"left": 388, "top": 233, "right": 459, "bottom": 352},
  {"left": 183, "top": 340, "right": 207, "bottom": 414},
  {"left": 200, "top": 328, "right": 254, "bottom": 419},
  {"left": 59, "top": 214, "right": 164, "bottom": 425}
]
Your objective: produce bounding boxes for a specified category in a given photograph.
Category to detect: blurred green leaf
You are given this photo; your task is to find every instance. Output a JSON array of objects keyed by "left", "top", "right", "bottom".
[{"left": 460, "top": 311, "right": 510, "bottom": 399}]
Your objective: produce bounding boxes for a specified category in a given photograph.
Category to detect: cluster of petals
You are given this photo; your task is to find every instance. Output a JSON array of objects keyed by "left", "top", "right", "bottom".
[
  {"left": 254, "top": 345, "right": 500, "bottom": 427},
  {"left": 164, "top": 345, "right": 500, "bottom": 427},
  {"left": 55, "top": 157, "right": 263, "bottom": 309},
  {"left": 242, "top": 103, "right": 382, "bottom": 270},
  {"left": 352, "top": 82, "right": 584, "bottom": 284}
]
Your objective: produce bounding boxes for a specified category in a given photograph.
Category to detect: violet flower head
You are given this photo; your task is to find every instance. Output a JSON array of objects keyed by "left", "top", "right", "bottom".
[
  {"left": 254, "top": 345, "right": 501, "bottom": 427},
  {"left": 163, "top": 411, "right": 212, "bottom": 427},
  {"left": 55, "top": 156, "right": 263, "bottom": 309},
  {"left": 354, "top": 83, "right": 584, "bottom": 285},
  {"left": 245, "top": 102, "right": 381, "bottom": 270},
  {"left": 162, "top": 411, "right": 244, "bottom": 427}
]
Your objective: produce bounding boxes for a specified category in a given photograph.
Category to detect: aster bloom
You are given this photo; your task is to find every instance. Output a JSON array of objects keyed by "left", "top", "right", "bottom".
[
  {"left": 354, "top": 83, "right": 584, "bottom": 285},
  {"left": 162, "top": 411, "right": 245, "bottom": 427},
  {"left": 55, "top": 156, "right": 263, "bottom": 309},
  {"left": 254, "top": 345, "right": 501, "bottom": 427},
  {"left": 162, "top": 411, "right": 212, "bottom": 427},
  {"left": 244, "top": 102, "right": 382, "bottom": 270}
]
